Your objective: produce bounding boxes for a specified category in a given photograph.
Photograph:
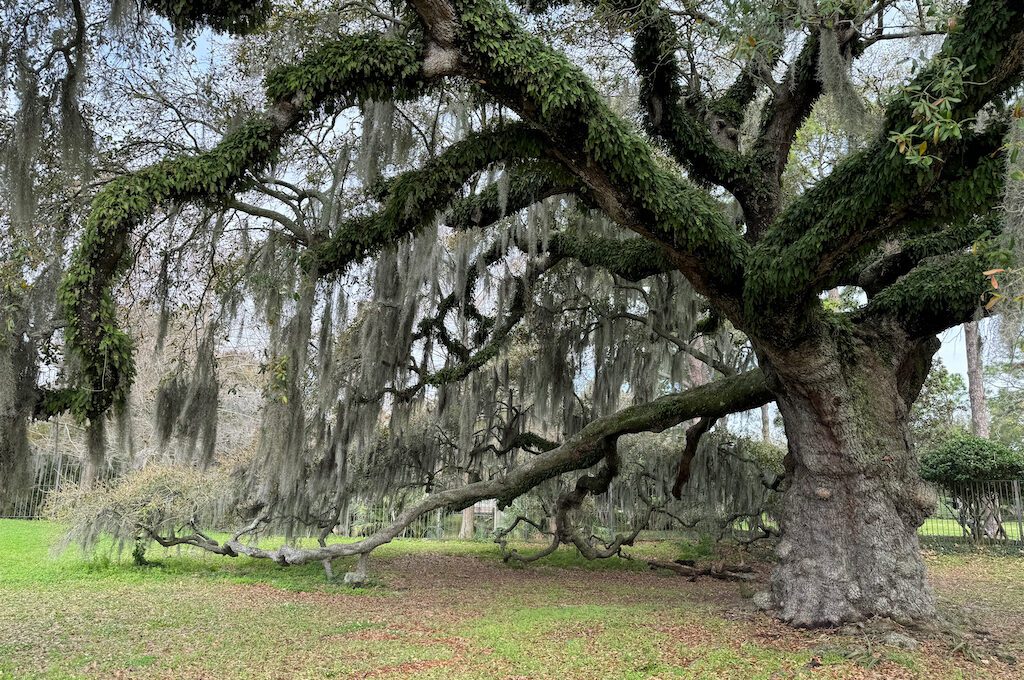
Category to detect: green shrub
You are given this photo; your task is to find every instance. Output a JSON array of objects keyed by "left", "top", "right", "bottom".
[
  {"left": 919, "top": 430, "right": 1024, "bottom": 485},
  {"left": 45, "top": 463, "right": 232, "bottom": 553}
]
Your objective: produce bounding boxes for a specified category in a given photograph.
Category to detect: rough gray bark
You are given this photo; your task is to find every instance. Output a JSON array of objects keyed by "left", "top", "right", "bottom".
[
  {"left": 964, "top": 320, "right": 990, "bottom": 438},
  {"left": 755, "top": 325, "right": 939, "bottom": 627}
]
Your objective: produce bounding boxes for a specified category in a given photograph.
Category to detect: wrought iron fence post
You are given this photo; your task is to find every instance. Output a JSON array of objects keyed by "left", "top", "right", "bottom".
[{"left": 1012, "top": 480, "right": 1024, "bottom": 548}]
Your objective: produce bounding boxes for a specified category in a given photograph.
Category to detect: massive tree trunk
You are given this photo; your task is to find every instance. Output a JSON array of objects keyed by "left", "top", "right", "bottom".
[{"left": 756, "top": 325, "right": 940, "bottom": 627}]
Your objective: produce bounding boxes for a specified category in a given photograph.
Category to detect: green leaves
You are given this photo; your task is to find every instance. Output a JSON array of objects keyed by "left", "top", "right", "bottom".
[
  {"left": 920, "top": 430, "right": 1024, "bottom": 485},
  {"left": 140, "top": 0, "right": 272, "bottom": 36},
  {"left": 888, "top": 58, "right": 974, "bottom": 167},
  {"left": 56, "top": 29, "right": 441, "bottom": 422},
  {"left": 264, "top": 34, "right": 425, "bottom": 113}
]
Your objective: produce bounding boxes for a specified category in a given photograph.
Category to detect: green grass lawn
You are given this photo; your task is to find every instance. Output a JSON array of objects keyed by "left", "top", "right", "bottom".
[{"left": 1, "top": 520, "right": 1021, "bottom": 679}]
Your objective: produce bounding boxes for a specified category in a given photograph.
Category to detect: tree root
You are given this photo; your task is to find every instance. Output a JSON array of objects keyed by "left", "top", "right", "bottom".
[{"left": 646, "top": 558, "right": 756, "bottom": 581}]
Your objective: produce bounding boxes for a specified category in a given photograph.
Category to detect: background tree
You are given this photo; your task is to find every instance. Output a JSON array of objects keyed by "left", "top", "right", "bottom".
[
  {"left": 964, "top": 319, "right": 991, "bottom": 437},
  {"left": 910, "top": 358, "right": 969, "bottom": 451},
  {"left": 920, "top": 430, "right": 1024, "bottom": 539}
]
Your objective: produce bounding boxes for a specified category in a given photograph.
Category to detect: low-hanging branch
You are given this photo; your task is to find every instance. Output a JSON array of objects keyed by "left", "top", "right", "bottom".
[
  {"left": 646, "top": 559, "right": 756, "bottom": 582},
  {"left": 55, "top": 32, "right": 444, "bottom": 421},
  {"left": 145, "top": 367, "right": 773, "bottom": 565}
]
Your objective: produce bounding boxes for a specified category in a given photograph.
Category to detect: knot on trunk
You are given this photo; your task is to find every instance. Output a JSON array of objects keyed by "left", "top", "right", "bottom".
[{"left": 906, "top": 482, "right": 938, "bottom": 527}]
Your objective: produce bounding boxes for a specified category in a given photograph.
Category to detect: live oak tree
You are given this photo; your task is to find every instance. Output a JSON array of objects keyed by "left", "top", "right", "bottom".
[{"left": 10, "top": 0, "right": 1024, "bottom": 628}]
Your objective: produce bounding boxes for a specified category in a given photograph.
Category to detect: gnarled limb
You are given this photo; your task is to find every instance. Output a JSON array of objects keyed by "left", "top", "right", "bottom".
[
  {"left": 143, "top": 368, "right": 773, "bottom": 565},
  {"left": 494, "top": 515, "right": 559, "bottom": 562},
  {"left": 647, "top": 559, "right": 756, "bottom": 582},
  {"left": 57, "top": 32, "right": 445, "bottom": 420},
  {"left": 671, "top": 415, "right": 717, "bottom": 499}
]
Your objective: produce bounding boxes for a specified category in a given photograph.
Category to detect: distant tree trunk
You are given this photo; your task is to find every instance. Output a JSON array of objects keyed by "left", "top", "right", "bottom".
[
  {"left": 965, "top": 320, "right": 990, "bottom": 438},
  {"left": 756, "top": 327, "right": 938, "bottom": 627},
  {"left": 459, "top": 505, "right": 475, "bottom": 539},
  {"left": 459, "top": 471, "right": 477, "bottom": 539},
  {"left": 760, "top": 404, "right": 771, "bottom": 442}
]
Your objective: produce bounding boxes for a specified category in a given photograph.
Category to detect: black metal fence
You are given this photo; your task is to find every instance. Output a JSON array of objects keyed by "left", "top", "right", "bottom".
[
  {"left": 0, "top": 452, "right": 81, "bottom": 519},
  {"left": 918, "top": 480, "right": 1024, "bottom": 548},
  {"left": 0, "top": 452, "right": 123, "bottom": 520}
]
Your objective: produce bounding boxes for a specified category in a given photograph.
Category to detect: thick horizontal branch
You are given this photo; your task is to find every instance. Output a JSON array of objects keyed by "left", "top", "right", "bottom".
[
  {"left": 446, "top": 161, "right": 580, "bottom": 231},
  {"left": 647, "top": 559, "right": 756, "bottom": 581},
  {"left": 858, "top": 253, "right": 993, "bottom": 338},
  {"left": 153, "top": 368, "right": 772, "bottom": 565},
  {"left": 546, "top": 232, "right": 676, "bottom": 282},
  {"left": 854, "top": 215, "right": 1002, "bottom": 296}
]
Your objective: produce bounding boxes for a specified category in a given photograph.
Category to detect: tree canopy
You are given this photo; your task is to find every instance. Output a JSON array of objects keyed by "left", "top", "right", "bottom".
[{"left": 4, "top": 0, "right": 1024, "bottom": 628}]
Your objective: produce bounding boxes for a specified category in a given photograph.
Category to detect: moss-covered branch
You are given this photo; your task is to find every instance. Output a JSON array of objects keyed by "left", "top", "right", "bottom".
[
  {"left": 854, "top": 215, "right": 1003, "bottom": 296},
  {"left": 546, "top": 231, "right": 675, "bottom": 281},
  {"left": 446, "top": 161, "right": 580, "bottom": 231},
  {"left": 858, "top": 253, "right": 993, "bottom": 338},
  {"left": 745, "top": 122, "right": 1007, "bottom": 334},
  {"left": 58, "top": 33, "right": 435, "bottom": 420},
  {"left": 311, "top": 122, "right": 548, "bottom": 276}
]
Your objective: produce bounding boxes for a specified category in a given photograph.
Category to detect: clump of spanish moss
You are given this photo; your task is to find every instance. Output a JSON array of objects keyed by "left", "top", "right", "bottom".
[
  {"left": 154, "top": 326, "right": 220, "bottom": 467},
  {"left": 2, "top": 57, "right": 43, "bottom": 230},
  {"left": 816, "top": 28, "right": 867, "bottom": 133}
]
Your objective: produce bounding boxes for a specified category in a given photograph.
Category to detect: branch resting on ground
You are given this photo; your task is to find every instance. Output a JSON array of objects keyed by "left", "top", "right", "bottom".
[{"left": 144, "top": 368, "right": 773, "bottom": 565}]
